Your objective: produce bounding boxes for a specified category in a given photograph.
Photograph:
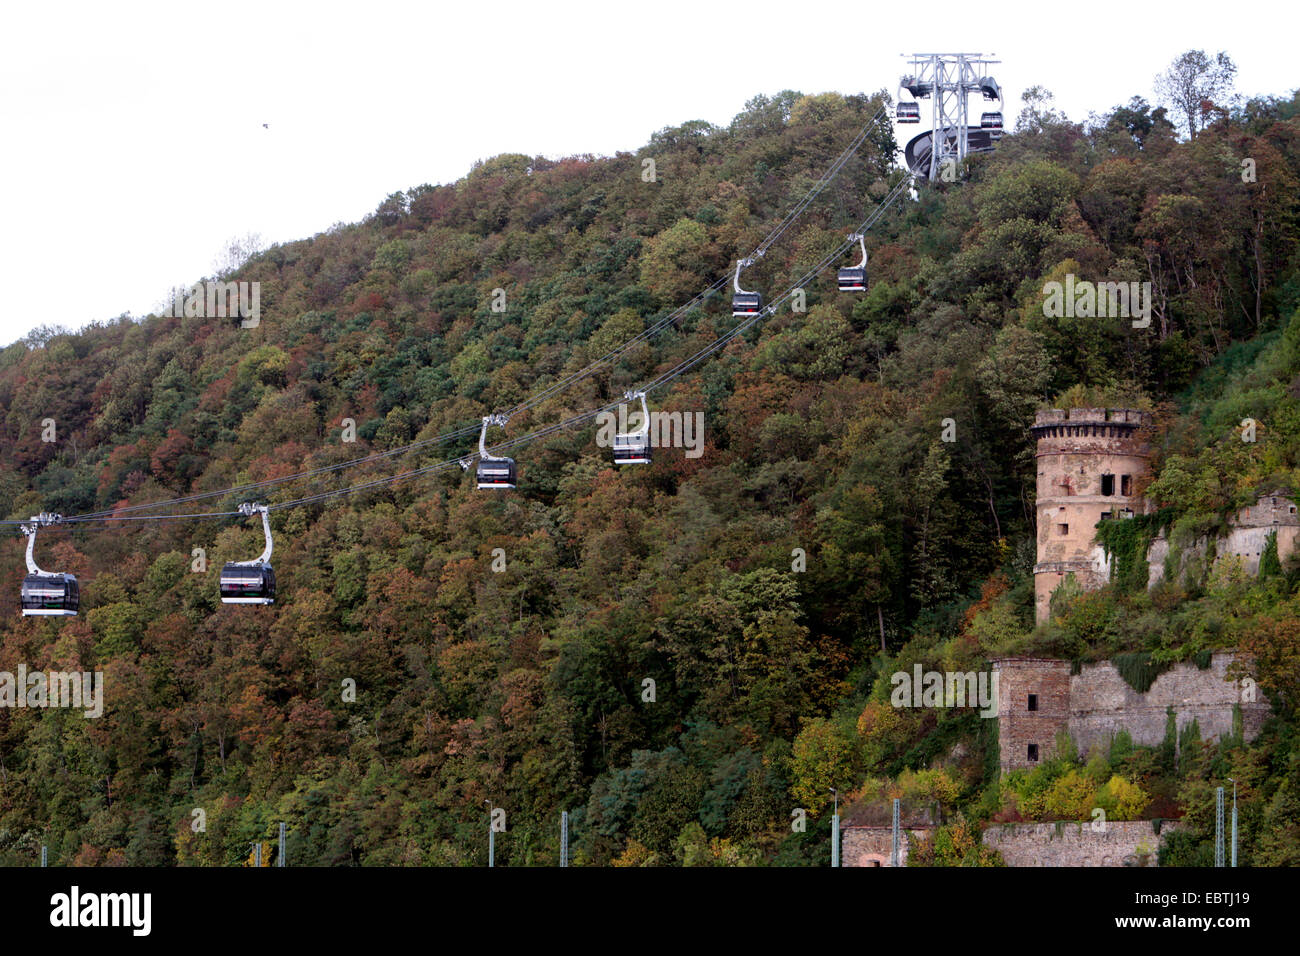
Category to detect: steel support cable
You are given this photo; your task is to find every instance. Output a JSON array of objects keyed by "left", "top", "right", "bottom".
[
  {"left": 755, "top": 109, "right": 886, "bottom": 255},
  {"left": 1, "top": 511, "right": 246, "bottom": 530},
  {"left": 500, "top": 275, "right": 729, "bottom": 418},
  {"left": 4, "top": 163, "right": 920, "bottom": 532},
  {"left": 61, "top": 421, "right": 486, "bottom": 521}
]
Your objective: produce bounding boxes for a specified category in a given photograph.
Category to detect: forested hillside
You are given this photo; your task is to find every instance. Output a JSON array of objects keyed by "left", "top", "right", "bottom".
[{"left": 2, "top": 77, "right": 1298, "bottom": 866}]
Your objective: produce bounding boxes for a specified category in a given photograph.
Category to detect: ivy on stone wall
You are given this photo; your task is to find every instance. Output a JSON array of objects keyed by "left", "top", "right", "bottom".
[
  {"left": 1114, "top": 651, "right": 1172, "bottom": 693},
  {"left": 1094, "top": 509, "right": 1174, "bottom": 594},
  {"left": 1159, "top": 708, "right": 1178, "bottom": 775},
  {"left": 1260, "top": 529, "right": 1282, "bottom": 578}
]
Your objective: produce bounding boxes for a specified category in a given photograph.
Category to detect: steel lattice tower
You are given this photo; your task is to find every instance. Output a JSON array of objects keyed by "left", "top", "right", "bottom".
[{"left": 901, "top": 53, "right": 1002, "bottom": 180}]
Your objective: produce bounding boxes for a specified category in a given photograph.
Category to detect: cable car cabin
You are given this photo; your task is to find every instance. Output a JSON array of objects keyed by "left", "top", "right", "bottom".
[
  {"left": 476, "top": 458, "right": 517, "bottom": 489},
  {"left": 980, "top": 111, "right": 1003, "bottom": 130},
  {"left": 219, "top": 563, "right": 276, "bottom": 605},
  {"left": 837, "top": 267, "right": 867, "bottom": 292},
  {"left": 896, "top": 102, "right": 921, "bottom": 123},
  {"left": 20, "top": 573, "right": 79, "bottom": 616},
  {"left": 613, "top": 432, "right": 652, "bottom": 465},
  {"left": 732, "top": 292, "right": 762, "bottom": 317}
]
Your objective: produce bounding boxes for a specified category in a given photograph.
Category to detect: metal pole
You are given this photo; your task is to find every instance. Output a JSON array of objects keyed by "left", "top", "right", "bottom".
[
  {"left": 892, "top": 798, "right": 900, "bottom": 867},
  {"left": 829, "top": 788, "right": 840, "bottom": 868},
  {"left": 1230, "top": 780, "right": 1238, "bottom": 868},
  {"left": 930, "top": 54, "right": 940, "bottom": 180},
  {"left": 1231, "top": 804, "right": 1238, "bottom": 867},
  {"left": 560, "top": 811, "right": 569, "bottom": 868},
  {"left": 254, "top": 842, "right": 262, "bottom": 868},
  {"left": 1214, "top": 787, "right": 1225, "bottom": 867},
  {"left": 279, "top": 822, "right": 286, "bottom": 867},
  {"left": 957, "top": 54, "right": 967, "bottom": 165},
  {"left": 486, "top": 800, "right": 495, "bottom": 868},
  {"left": 41, "top": 845, "right": 47, "bottom": 867}
]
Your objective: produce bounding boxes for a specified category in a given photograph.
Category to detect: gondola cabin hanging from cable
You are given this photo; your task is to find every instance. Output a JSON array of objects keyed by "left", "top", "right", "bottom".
[
  {"left": 731, "top": 257, "right": 763, "bottom": 317},
  {"left": 979, "top": 76, "right": 1004, "bottom": 138},
  {"left": 613, "top": 391, "right": 652, "bottom": 465},
  {"left": 837, "top": 233, "right": 868, "bottom": 292},
  {"left": 476, "top": 414, "right": 516, "bottom": 489},
  {"left": 19, "top": 513, "right": 79, "bottom": 616},
  {"left": 219, "top": 503, "right": 276, "bottom": 605},
  {"left": 897, "top": 75, "right": 927, "bottom": 124}
]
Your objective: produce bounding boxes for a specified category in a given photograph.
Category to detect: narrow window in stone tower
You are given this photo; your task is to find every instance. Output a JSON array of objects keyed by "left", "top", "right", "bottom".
[
  {"left": 1100, "top": 474, "right": 1114, "bottom": 496},
  {"left": 1027, "top": 744, "right": 1039, "bottom": 762},
  {"left": 1058, "top": 523, "right": 1069, "bottom": 536},
  {"left": 1027, "top": 694, "right": 1038, "bottom": 711},
  {"left": 1121, "top": 475, "right": 1132, "bottom": 496}
]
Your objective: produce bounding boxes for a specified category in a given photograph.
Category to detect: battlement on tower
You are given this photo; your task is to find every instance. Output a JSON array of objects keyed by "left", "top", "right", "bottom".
[{"left": 1032, "top": 407, "right": 1148, "bottom": 442}]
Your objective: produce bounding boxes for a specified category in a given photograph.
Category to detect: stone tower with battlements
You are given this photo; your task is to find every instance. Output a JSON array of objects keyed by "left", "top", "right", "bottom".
[{"left": 1032, "top": 408, "right": 1150, "bottom": 623}]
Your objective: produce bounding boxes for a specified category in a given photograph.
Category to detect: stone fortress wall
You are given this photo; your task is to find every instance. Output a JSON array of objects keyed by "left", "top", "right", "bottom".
[
  {"left": 994, "top": 653, "right": 1266, "bottom": 773},
  {"left": 980, "top": 821, "right": 1172, "bottom": 867},
  {"left": 1148, "top": 490, "right": 1300, "bottom": 585},
  {"left": 843, "top": 821, "right": 1178, "bottom": 867}
]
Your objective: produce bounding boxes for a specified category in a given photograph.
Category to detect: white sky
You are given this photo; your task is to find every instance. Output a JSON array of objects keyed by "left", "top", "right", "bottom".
[{"left": 0, "top": 0, "right": 1296, "bottom": 347}]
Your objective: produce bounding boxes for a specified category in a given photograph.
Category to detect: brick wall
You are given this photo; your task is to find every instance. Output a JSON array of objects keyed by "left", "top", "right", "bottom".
[
  {"left": 840, "top": 827, "right": 931, "bottom": 867},
  {"left": 994, "top": 658, "right": 1071, "bottom": 772}
]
